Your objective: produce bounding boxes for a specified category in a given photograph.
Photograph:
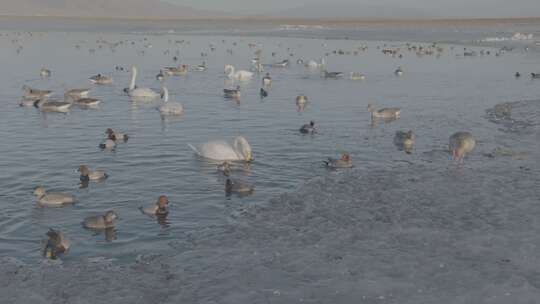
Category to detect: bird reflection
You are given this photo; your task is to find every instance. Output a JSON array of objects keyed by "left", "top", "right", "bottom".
[
  {"left": 87, "top": 227, "right": 117, "bottom": 242},
  {"left": 370, "top": 116, "right": 397, "bottom": 128},
  {"left": 79, "top": 180, "right": 89, "bottom": 189},
  {"left": 156, "top": 213, "right": 170, "bottom": 228}
]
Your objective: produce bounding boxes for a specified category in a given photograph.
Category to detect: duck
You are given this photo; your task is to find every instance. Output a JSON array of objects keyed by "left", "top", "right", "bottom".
[
  {"left": 99, "top": 139, "right": 115, "bottom": 150},
  {"left": 163, "top": 64, "right": 188, "bottom": 76},
  {"left": 139, "top": 195, "right": 169, "bottom": 216},
  {"left": 224, "top": 65, "right": 253, "bottom": 81},
  {"left": 350, "top": 72, "right": 366, "bottom": 80},
  {"left": 34, "top": 98, "right": 72, "bottom": 113},
  {"left": 89, "top": 74, "right": 113, "bottom": 85},
  {"left": 78, "top": 165, "right": 108, "bottom": 182},
  {"left": 224, "top": 86, "right": 241, "bottom": 99},
  {"left": 367, "top": 103, "right": 401, "bottom": 119},
  {"left": 20, "top": 97, "right": 40, "bottom": 107},
  {"left": 394, "top": 66, "right": 404, "bottom": 76},
  {"left": 83, "top": 211, "right": 118, "bottom": 229},
  {"left": 42, "top": 228, "right": 70, "bottom": 260},
  {"left": 225, "top": 178, "right": 254, "bottom": 196},
  {"left": 22, "top": 85, "right": 52, "bottom": 100},
  {"left": 323, "top": 70, "right": 344, "bottom": 79},
  {"left": 65, "top": 88, "right": 90, "bottom": 99},
  {"left": 394, "top": 130, "right": 414, "bottom": 153},
  {"left": 188, "top": 136, "right": 252, "bottom": 162},
  {"left": 515, "top": 72, "right": 521, "bottom": 78},
  {"left": 40, "top": 68, "right": 51, "bottom": 78},
  {"left": 105, "top": 128, "right": 129, "bottom": 142},
  {"left": 193, "top": 62, "right": 207, "bottom": 72},
  {"left": 156, "top": 70, "right": 165, "bottom": 81},
  {"left": 449, "top": 132, "right": 476, "bottom": 162},
  {"left": 531, "top": 73, "right": 540, "bottom": 79},
  {"left": 74, "top": 97, "right": 101, "bottom": 108},
  {"left": 300, "top": 121, "right": 316, "bottom": 134},
  {"left": 272, "top": 59, "right": 289, "bottom": 67},
  {"left": 158, "top": 87, "right": 183, "bottom": 115},
  {"left": 260, "top": 88, "right": 268, "bottom": 98},
  {"left": 33, "top": 186, "right": 75, "bottom": 207},
  {"left": 262, "top": 73, "right": 272, "bottom": 87},
  {"left": 324, "top": 153, "right": 353, "bottom": 168}
]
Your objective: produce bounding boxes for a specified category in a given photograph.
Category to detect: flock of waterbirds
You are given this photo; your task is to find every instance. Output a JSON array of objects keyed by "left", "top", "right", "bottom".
[{"left": 9, "top": 31, "right": 534, "bottom": 260}]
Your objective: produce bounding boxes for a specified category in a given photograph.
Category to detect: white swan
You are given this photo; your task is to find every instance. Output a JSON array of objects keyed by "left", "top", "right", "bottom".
[
  {"left": 224, "top": 65, "right": 253, "bottom": 81},
  {"left": 189, "top": 136, "right": 252, "bottom": 162},
  {"left": 158, "top": 87, "right": 183, "bottom": 115},
  {"left": 128, "top": 66, "right": 159, "bottom": 99}
]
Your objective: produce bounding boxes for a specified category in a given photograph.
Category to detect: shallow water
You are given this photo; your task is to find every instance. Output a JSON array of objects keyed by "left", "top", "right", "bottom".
[{"left": 0, "top": 18, "right": 540, "bottom": 303}]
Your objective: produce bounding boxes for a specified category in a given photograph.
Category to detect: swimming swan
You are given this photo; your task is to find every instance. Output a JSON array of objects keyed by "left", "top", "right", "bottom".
[
  {"left": 189, "top": 136, "right": 252, "bottom": 162},
  {"left": 158, "top": 87, "right": 183, "bottom": 115},
  {"left": 224, "top": 65, "right": 253, "bottom": 81},
  {"left": 128, "top": 66, "right": 159, "bottom": 99}
]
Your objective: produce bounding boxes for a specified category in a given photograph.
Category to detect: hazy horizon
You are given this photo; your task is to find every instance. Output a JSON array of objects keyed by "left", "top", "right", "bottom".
[
  {"left": 1, "top": 0, "right": 539, "bottom": 19},
  {"left": 164, "top": 0, "right": 540, "bottom": 18}
]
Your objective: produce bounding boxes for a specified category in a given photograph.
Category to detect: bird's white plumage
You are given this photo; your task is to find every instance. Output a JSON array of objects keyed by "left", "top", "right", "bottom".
[{"left": 189, "top": 137, "right": 251, "bottom": 162}]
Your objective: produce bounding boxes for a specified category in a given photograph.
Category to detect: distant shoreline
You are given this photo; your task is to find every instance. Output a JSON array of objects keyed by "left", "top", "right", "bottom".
[{"left": 1, "top": 15, "right": 540, "bottom": 27}]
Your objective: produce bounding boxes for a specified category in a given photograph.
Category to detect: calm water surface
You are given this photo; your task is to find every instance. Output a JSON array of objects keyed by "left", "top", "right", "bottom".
[{"left": 0, "top": 20, "right": 539, "bottom": 301}]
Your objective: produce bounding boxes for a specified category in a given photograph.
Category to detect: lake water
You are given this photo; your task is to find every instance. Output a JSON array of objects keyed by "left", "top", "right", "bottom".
[{"left": 1, "top": 17, "right": 540, "bottom": 303}]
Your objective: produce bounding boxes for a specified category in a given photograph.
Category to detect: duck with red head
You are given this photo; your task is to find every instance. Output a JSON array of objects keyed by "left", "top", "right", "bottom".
[
  {"left": 324, "top": 153, "right": 353, "bottom": 168},
  {"left": 83, "top": 211, "right": 118, "bottom": 229},
  {"left": 99, "top": 131, "right": 116, "bottom": 150},
  {"left": 140, "top": 195, "right": 169, "bottom": 216},
  {"left": 105, "top": 128, "right": 129, "bottom": 142},
  {"left": 78, "top": 165, "right": 108, "bottom": 182}
]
